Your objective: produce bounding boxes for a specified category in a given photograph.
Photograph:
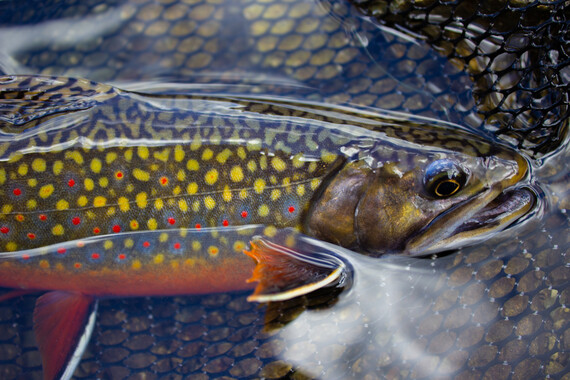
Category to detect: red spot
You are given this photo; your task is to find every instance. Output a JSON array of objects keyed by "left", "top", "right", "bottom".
[
  {"left": 168, "top": 217, "right": 176, "bottom": 225},
  {"left": 288, "top": 206, "right": 296, "bottom": 213},
  {"left": 173, "top": 242, "right": 181, "bottom": 250},
  {"left": 118, "top": 253, "right": 126, "bottom": 260},
  {"left": 22, "top": 254, "right": 30, "bottom": 260},
  {"left": 72, "top": 217, "right": 81, "bottom": 225},
  {"left": 57, "top": 248, "right": 66, "bottom": 254},
  {"left": 13, "top": 188, "right": 21, "bottom": 196},
  {"left": 39, "top": 214, "right": 47, "bottom": 221},
  {"left": 222, "top": 220, "right": 229, "bottom": 227},
  {"left": 115, "top": 171, "right": 123, "bottom": 179},
  {"left": 143, "top": 241, "right": 150, "bottom": 248},
  {"left": 241, "top": 211, "right": 248, "bottom": 218},
  {"left": 160, "top": 176, "right": 168, "bottom": 186},
  {"left": 195, "top": 223, "right": 201, "bottom": 229},
  {"left": 0, "top": 227, "right": 9, "bottom": 234},
  {"left": 74, "top": 263, "right": 82, "bottom": 269},
  {"left": 93, "top": 227, "right": 101, "bottom": 234},
  {"left": 15, "top": 215, "right": 24, "bottom": 222},
  {"left": 27, "top": 233, "right": 36, "bottom": 240},
  {"left": 68, "top": 179, "right": 75, "bottom": 187},
  {"left": 112, "top": 225, "right": 121, "bottom": 233},
  {"left": 91, "top": 253, "right": 100, "bottom": 260}
]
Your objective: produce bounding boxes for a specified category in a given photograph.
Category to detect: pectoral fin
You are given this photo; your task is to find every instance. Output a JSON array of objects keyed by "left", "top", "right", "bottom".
[
  {"left": 33, "top": 291, "right": 98, "bottom": 380},
  {"left": 244, "top": 236, "right": 349, "bottom": 303}
]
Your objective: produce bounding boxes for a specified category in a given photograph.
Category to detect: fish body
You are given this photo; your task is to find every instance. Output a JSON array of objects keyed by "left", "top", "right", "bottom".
[{"left": 0, "top": 75, "right": 536, "bottom": 379}]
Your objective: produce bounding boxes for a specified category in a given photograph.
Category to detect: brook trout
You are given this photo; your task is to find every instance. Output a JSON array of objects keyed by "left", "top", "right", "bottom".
[{"left": 0, "top": 75, "right": 536, "bottom": 379}]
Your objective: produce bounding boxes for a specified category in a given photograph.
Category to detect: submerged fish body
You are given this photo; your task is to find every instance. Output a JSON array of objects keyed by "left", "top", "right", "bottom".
[{"left": 0, "top": 75, "right": 536, "bottom": 379}]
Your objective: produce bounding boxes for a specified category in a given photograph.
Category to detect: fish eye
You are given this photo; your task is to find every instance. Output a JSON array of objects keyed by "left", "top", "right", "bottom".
[{"left": 424, "top": 159, "right": 467, "bottom": 198}]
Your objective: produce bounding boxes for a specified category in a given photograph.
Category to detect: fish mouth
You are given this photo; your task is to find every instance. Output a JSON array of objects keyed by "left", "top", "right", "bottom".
[{"left": 405, "top": 187, "right": 536, "bottom": 255}]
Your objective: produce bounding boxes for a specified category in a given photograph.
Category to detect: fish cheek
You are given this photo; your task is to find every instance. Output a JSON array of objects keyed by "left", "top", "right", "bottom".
[
  {"left": 355, "top": 175, "right": 433, "bottom": 253},
  {"left": 305, "top": 162, "right": 371, "bottom": 248}
]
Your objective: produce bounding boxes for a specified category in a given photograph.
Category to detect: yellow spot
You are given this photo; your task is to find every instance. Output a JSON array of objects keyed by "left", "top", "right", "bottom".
[
  {"left": 271, "top": 156, "right": 287, "bottom": 172},
  {"left": 39, "top": 184, "right": 54, "bottom": 198},
  {"left": 178, "top": 199, "right": 188, "bottom": 212},
  {"left": 1, "top": 204, "right": 12, "bottom": 214},
  {"left": 208, "top": 246, "right": 219, "bottom": 257},
  {"left": 0, "top": 169, "right": 5, "bottom": 184},
  {"left": 177, "top": 170, "right": 186, "bottom": 181},
  {"left": 155, "top": 198, "right": 164, "bottom": 210},
  {"left": 258, "top": 204, "right": 269, "bottom": 217},
  {"left": 136, "top": 192, "right": 148, "bottom": 208},
  {"left": 259, "top": 156, "right": 267, "bottom": 170},
  {"left": 93, "top": 196, "right": 106, "bottom": 207},
  {"left": 90, "top": 158, "right": 102, "bottom": 174},
  {"left": 247, "top": 160, "right": 257, "bottom": 172},
  {"left": 5, "top": 242, "right": 17, "bottom": 252},
  {"left": 26, "top": 199, "right": 37, "bottom": 210},
  {"left": 104, "top": 240, "right": 113, "bottom": 250},
  {"left": 153, "top": 148, "right": 170, "bottom": 162},
  {"left": 187, "top": 182, "right": 198, "bottom": 195},
  {"left": 173, "top": 186, "right": 182, "bottom": 195},
  {"left": 133, "top": 168, "right": 150, "bottom": 181},
  {"left": 153, "top": 254, "right": 165, "bottom": 264},
  {"left": 99, "top": 177, "right": 109, "bottom": 188},
  {"left": 271, "top": 189, "right": 281, "bottom": 201},
  {"left": 52, "top": 160, "right": 64, "bottom": 175},
  {"left": 264, "top": 225, "right": 277, "bottom": 237},
  {"left": 132, "top": 259, "right": 142, "bottom": 270},
  {"left": 106, "top": 207, "right": 116, "bottom": 217},
  {"left": 205, "top": 169, "right": 219, "bottom": 185},
  {"left": 292, "top": 153, "right": 304, "bottom": 168},
  {"left": 86, "top": 210, "right": 96, "bottom": 219},
  {"left": 55, "top": 263, "right": 64, "bottom": 271},
  {"left": 237, "top": 147, "right": 247, "bottom": 160},
  {"left": 124, "top": 148, "right": 133, "bottom": 162},
  {"left": 190, "top": 241, "right": 201, "bottom": 252},
  {"left": 308, "top": 162, "right": 317, "bottom": 173},
  {"left": 322, "top": 151, "right": 338, "bottom": 163},
  {"left": 230, "top": 166, "right": 244, "bottom": 182},
  {"left": 254, "top": 178, "right": 266, "bottom": 194},
  {"left": 311, "top": 178, "right": 321, "bottom": 190},
  {"left": 174, "top": 145, "right": 185, "bottom": 162},
  {"left": 283, "top": 177, "right": 291, "bottom": 186},
  {"left": 159, "top": 233, "right": 168, "bottom": 242},
  {"left": 126, "top": 184, "right": 134, "bottom": 192},
  {"left": 192, "top": 200, "right": 200, "bottom": 212},
  {"left": 77, "top": 196, "right": 88, "bottom": 207},
  {"left": 130, "top": 220, "right": 139, "bottom": 230},
  {"left": 56, "top": 199, "right": 69, "bottom": 210},
  {"left": 202, "top": 148, "right": 214, "bottom": 160},
  {"left": 239, "top": 189, "right": 248, "bottom": 199},
  {"left": 137, "top": 146, "right": 149, "bottom": 160},
  {"left": 170, "top": 260, "right": 180, "bottom": 270},
  {"left": 296, "top": 184, "right": 305, "bottom": 197},
  {"left": 216, "top": 148, "right": 232, "bottom": 164},
  {"left": 148, "top": 218, "right": 158, "bottom": 230},
  {"left": 118, "top": 197, "right": 130, "bottom": 212},
  {"left": 65, "top": 151, "right": 83, "bottom": 165},
  {"left": 106, "top": 152, "right": 118, "bottom": 164},
  {"left": 39, "top": 260, "right": 50, "bottom": 269},
  {"left": 27, "top": 178, "right": 37, "bottom": 187},
  {"left": 187, "top": 159, "right": 200, "bottom": 171},
  {"left": 18, "top": 164, "right": 28, "bottom": 176},
  {"left": 233, "top": 241, "right": 246, "bottom": 252},
  {"left": 204, "top": 196, "right": 216, "bottom": 210},
  {"left": 124, "top": 238, "right": 134, "bottom": 248},
  {"left": 184, "top": 258, "right": 196, "bottom": 266},
  {"left": 52, "top": 224, "right": 64, "bottom": 235},
  {"left": 84, "top": 178, "right": 94, "bottom": 191},
  {"left": 222, "top": 186, "right": 232, "bottom": 202}
]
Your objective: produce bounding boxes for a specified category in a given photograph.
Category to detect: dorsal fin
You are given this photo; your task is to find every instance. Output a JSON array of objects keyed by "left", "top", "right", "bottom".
[
  {"left": 0, "top": 75, "right": 118, "bottom": 133},
  {"left": 33, "top": 291, "right": 97, "bottom": 380}
]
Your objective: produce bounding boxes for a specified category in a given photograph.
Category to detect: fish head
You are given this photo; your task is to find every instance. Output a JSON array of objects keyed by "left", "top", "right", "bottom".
[{"left": 306, "top": 137, "right": 536, "bottom": 256}]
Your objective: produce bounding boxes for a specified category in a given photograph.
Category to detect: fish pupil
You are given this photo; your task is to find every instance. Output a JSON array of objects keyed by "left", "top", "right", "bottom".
[{"left": 435, "top": 179, "right": 460, "bottom": 197}]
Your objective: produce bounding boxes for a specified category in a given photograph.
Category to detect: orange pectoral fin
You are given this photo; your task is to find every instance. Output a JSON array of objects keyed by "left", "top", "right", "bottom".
[
  {"left": 244, "top": 236, "right": 349, "bottom": 303},
  {"left": 33, "top": 291, "right": 98, "bottom": 380}
]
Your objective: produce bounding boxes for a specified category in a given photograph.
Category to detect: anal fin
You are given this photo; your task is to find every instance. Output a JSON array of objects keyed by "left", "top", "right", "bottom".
[
  {"left": 244, "top": 236, "right": 349, "bottom": 303},
  {"left": 33, "top": 291, "right": 98, "bottom": 380}
]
